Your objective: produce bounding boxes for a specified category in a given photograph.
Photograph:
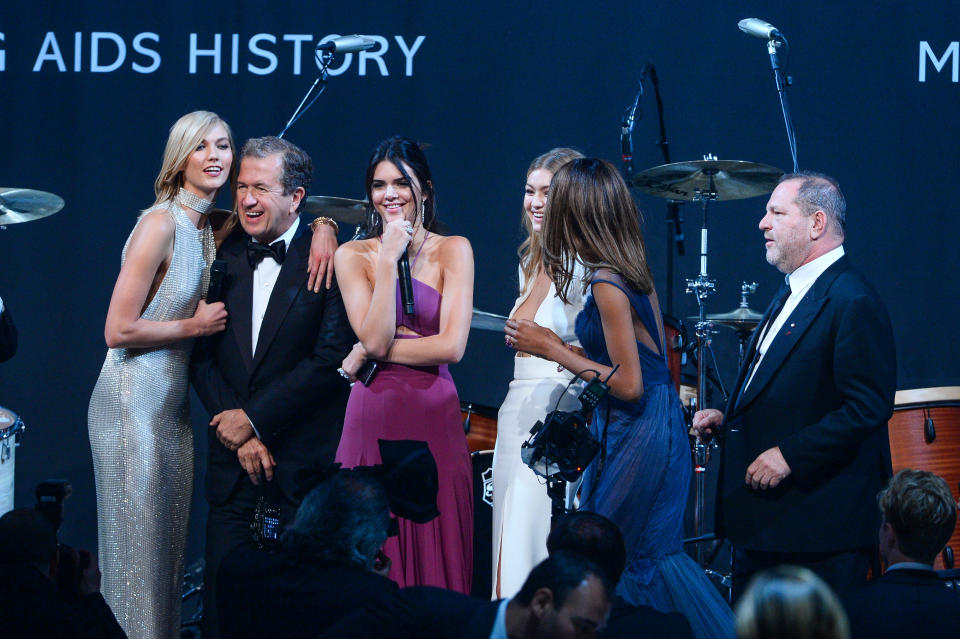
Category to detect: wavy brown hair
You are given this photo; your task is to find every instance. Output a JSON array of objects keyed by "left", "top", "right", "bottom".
[
  {"left": 517, "top": 147, "right": 584, "bottom": 290},
  {"left": 541, "top": 158, "right": 654, "bottom": 303}
]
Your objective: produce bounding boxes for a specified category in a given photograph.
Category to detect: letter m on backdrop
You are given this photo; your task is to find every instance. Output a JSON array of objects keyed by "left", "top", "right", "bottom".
[{"left": 919, "top": 41, "right": 959, "bottom": 82}]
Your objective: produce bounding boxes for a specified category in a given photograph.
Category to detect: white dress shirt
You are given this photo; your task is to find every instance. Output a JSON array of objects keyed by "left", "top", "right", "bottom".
[
  {"left": 744, "top": 245, "right": 845, "bottom": 391},
  {"left": 251, "top": 218, "right": 300, "bottom": 355},
  {"left": 489, "top": 598, "right": 510, "bottom": 639}
]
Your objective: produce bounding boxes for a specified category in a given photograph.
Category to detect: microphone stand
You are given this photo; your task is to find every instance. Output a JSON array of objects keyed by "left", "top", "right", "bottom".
[
  {"left": 278, "top": 49, "right": 334, "bottom": 139},
  {"left": 764, "top": 36, "right": 799, "bottom": 172},
  {"left": 648, "top": 66, "right": 685, "bottom": 317}
]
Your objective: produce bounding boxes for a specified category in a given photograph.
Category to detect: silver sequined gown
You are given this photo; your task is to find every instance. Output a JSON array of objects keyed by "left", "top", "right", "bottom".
[{"left": 88, "top": 201, "right": 214, "bottom": 639}]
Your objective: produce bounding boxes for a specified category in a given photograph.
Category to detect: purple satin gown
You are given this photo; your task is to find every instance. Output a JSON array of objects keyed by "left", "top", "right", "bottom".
[{"left": 335, "top": 274, "right": 473, "bottom": 593}]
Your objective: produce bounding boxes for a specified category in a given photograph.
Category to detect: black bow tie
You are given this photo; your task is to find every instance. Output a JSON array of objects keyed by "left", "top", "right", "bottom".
[{"left": 247, "top": 239, "right": 286, "bottom": 268}]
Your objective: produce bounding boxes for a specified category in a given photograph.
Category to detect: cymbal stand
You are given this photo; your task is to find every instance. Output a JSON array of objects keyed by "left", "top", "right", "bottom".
[
  {"left": 684, "top": 159, "right": 719, "bottom": 567},
  {"left": 735, "top": 282, "right": 759, "bottom": 365}
]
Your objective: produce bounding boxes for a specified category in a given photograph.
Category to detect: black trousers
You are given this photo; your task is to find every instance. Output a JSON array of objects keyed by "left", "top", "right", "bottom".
[
  {"left": 731, "top": 545, "right": 876, "bottom": 606},
  {"left": 202, "top": 477, "right": 298, "bottom": 639}
]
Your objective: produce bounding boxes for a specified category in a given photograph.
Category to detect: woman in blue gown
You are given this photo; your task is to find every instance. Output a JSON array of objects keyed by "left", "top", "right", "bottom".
[{"left": 504, "top": 158, "right": 733, "bottom": 639}]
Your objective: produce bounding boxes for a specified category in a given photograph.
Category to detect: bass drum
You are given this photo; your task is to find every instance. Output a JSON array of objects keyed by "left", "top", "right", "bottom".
[{"left": 887, "top": 387, "right": 960, "bottom": 570}]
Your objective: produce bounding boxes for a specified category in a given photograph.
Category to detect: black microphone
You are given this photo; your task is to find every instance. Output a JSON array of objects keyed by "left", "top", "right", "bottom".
[
  {"left": 316, "top": 35, "right": 376, "bottom": 53},
  {"left": 737, "top": 18, "right": 784, "bottom": 41},
  {"left": 206, "top": 259, "right": 227, "bottom": 303},
  {"left": 398, "top": 254, "right": 414, "bottom": 315}
]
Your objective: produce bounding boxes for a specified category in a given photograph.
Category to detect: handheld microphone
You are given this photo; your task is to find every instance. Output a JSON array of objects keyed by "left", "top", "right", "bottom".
[
  {"left": 316, "top": 35, "right": 376, "bottom": 53},
  {"left": 398, "top": 254, "right": 414, "bottom": 315},
  {"left": 206, "top": 259, "right": 227, "bottom": 303},
  {"left": 738, "top": 18, "right": 784, "bottom": 41}
]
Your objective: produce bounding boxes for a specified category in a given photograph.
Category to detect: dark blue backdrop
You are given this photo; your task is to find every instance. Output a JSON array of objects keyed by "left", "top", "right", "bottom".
[{"left": 1, "top": 1, "right": 957, "bottom": 566}]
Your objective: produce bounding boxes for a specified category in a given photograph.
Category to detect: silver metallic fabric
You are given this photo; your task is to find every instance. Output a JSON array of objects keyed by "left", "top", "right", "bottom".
[{"left": 88, "top": 201, "right": 214, "bottom": 639}]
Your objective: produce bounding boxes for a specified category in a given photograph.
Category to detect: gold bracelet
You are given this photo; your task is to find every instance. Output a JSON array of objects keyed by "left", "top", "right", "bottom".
[{"left": 310, "top": 216, "right": 340, "bottom": 235}]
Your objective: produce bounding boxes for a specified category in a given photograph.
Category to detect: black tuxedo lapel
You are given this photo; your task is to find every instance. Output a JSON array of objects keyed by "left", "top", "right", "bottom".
[
  {"left": 224, "top": 236, "right": 255, "bottom": 371},
  {"left": 735, "top": 257, "right": 848, "bottom": 413},
  {"left": 252, "top": 222, "right": 308, "bottom": 370}
]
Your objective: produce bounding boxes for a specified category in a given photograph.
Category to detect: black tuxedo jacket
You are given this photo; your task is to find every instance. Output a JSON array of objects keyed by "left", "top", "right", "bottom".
[
  {"left": 717, "top": 256, "right": 897, "bottom": 552},
  {"left": 217, "top": 543, "right": 398, "bottom": 639},
  {"left": 191, "top": 219, "right": 354, "bottom": 503},
  {"left": 0, "top": 306, "right": 16, "bottom": 362},
  {"left": 841, "top": 568, "right": 960, "bottom": 639},
  {"left": 320, "top": 586, "right": 499, "bottom": 639}
]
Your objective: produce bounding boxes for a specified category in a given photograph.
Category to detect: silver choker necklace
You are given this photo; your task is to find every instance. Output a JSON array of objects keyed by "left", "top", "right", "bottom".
[{"left": 176, "top": 188, "right": 214, "bottom": 215}]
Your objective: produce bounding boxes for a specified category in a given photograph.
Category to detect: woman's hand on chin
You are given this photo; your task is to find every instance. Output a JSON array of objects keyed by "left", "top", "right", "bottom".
[{"left": 380, "top": 218, "right": 413, "bottom": 263}]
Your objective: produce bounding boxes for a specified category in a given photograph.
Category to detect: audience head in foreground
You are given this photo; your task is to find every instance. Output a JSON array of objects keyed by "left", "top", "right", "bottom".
[
  {"left": 877, "top": 468, "right": 957, "bottom": 567},
  {"left": 735, "top": 565, "right": 849, "bottom": 639},
  {"left": 281, "top": 469, "right": 391, "bottom": 569},
  {"left": 509, "top": 551, "right": 613, "bottom": 639},
  {"left": 546, "top": 510, "right": 627, "bottom": 586}
]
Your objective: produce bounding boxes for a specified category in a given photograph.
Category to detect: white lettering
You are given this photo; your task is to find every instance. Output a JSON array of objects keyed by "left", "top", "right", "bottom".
[
  {"left": 283, "top": 34, "right": 313, "bottom": 75},
  {"left": 358, "top": 36, "right": 389, "bottom": 76},
  {"left": 231, "top": 34, "right": 239, "bottom": 74},
  {"left": 317, "top": 34, "right": 352, "bottom": 76},
  {"left": 247, "top": 33, "right": 278, "bottom": 75},
  {"left": 73, "top": 32, "right": 81, "bottom": 72},
  {"left": 90, "top": 32, "right": 126, "bottom": 73},
  {"left": 394, "top": 35, "right": 425, "bottom": 77},
  {"left": 190, "top": 33, "right": 221, "bottom": 74},
  {"left": 919, "top": 41, "right": 959, "bottom": 82},
  {"left": 132, "top": 33, "right": 161, "bottom": 74},
  {"left": 33, "top": 32, "right": 67, "bottom": 72}
]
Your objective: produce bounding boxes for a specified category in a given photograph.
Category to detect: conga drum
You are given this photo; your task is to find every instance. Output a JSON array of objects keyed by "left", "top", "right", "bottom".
[
  {"left": 461, "top": 401, "right": 498, "bottom": 452},
  {"left": 887, "top": 387, "right": 960, "bottom": 570}
]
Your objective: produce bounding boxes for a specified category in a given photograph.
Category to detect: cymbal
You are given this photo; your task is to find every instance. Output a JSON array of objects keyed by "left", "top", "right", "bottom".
[
  {"left": 302, "top": 196, "right": 368, "bottom": 225},
  {"left": 471, "top": 308, "right": 508, "bottom": 332},
  {"left": 631, "top": 160, "right": 783, "bottom": 201},
  {"left": 691, "top": 306, "right": 764, "bottom": 331},
  {"left": 0, "top": 188, "right": 65, "bottom": 225}
]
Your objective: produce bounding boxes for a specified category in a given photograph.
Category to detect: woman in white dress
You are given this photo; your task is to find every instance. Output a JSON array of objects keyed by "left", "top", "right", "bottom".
[{"left": 490, "top": 147, "right": 584, "bottom": 598}]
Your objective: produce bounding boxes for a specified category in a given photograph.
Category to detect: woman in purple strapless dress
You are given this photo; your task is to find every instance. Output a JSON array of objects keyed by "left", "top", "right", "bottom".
[{"left": 333, "top": 136, "right": 474, "bottom": 593}]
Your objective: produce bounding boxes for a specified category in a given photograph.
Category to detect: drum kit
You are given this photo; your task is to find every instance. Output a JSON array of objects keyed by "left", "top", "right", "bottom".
[{"left": 1, "top": 186, "right": 64, "bottom": 515}]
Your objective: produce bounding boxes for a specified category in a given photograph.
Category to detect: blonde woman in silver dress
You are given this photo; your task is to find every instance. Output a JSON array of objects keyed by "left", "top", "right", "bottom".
[
  {"left": 88, "top": 111, "right": 235, "bottom": 639},
  {"left": 491, "top": 147, "right": 585, "bottom": 598}
]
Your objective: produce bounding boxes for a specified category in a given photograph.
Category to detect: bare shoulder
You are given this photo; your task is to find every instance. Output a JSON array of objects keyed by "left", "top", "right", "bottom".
[
  {"left": 434, "top": 234, "right": 473, "bottom": 262},
  {"left": 132, "top": 208, "right": 176, "bottom": 239},
  {"left": 336, "top": 237, "right": 378, "bottom": 261}
]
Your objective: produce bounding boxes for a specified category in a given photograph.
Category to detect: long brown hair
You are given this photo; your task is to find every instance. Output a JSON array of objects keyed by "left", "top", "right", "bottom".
[
  {"left": 541, "top": 158, "right": 654, "bottom": 303},
  {"left": 517, "top": 147, "right": 584, "bottom": 290}
]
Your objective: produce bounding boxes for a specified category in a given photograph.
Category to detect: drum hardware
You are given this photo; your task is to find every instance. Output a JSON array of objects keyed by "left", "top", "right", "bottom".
[
  {"left": 0, "top": 406, "right": 25, "bottom": 516},
  {"left": 690, "top": 282, "right": 764, "bottom": 366},
  {"left": 633, "top": 155, "right": 783, "bottom": 567},
  {"left": 0, "top": 187, "right": 66, "bottom": 226}
]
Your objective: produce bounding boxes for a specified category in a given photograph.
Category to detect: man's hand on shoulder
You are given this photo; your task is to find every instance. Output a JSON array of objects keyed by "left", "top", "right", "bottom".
[
  {"left": 746, "top": 446, "right": 791, "bottom": 490},
  {"left": 211, "top": 408, "right": 255, "bottom": 450}
]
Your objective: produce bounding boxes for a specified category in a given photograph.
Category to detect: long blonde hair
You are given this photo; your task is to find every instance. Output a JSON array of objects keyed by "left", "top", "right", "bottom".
[
  {"left": 152, "top": 110, "right": 237, "bottom": 208},
  {"left": 541, "top": 158, "right": 654, "bottom": 303},
  {"left": 517, "top": 147, "right": 584, "bottom": 291}
]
